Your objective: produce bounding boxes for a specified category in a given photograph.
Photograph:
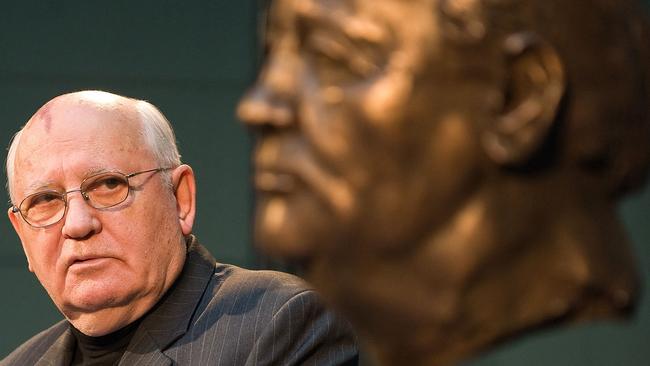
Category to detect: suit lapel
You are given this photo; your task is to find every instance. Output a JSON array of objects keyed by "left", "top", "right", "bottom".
[
  {"left": 118, "top": 331, "right": 172, "bottom": 366},
  {"left": 119, "top": 236, "right": 216, "bottom": 365},
  {"left": 35, "top": 326, "right": 75, "bottom": 366}
]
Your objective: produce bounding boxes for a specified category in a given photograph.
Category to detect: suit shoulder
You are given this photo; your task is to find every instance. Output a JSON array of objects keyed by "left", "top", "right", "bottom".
[
  {"left": 213, "top": 264, "right": 315, "bottom": 302},
  {"left": 0, "top": 320, "right": 68, "bottom": 366},
  {"left": 177, "top": 260, "right": 358, "bottom": 365},
  {"left": 198, "top": 263, "right": 329, "bottom": 319}
]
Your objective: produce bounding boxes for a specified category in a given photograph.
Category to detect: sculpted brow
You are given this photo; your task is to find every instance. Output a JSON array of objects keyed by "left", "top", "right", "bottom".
[{"left": 295, "top": 5, "right": 385, "bottom": 47}]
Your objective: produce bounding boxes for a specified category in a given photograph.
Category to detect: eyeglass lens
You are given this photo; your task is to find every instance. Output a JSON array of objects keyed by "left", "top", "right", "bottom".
[{"left": 18, "top": 172, "right": 131, "bottom": 227}]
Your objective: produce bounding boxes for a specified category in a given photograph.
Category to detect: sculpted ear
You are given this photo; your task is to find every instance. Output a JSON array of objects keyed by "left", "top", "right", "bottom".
[
  {"left": 172, "top": 165, "right": 196, "bottom": 236},
  {"left": 482, "top": 33, "right": 566, "bottom": 166}
]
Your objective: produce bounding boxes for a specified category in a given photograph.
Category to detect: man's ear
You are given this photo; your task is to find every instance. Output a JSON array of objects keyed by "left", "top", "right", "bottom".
[
  {"left": 482, "top": 32, "right": 566, "bottom": 166},
  {"left": 172, "top": 165, "right": 196, "bottom": 236},
  {"left": 8, "top": 207, "right": 34, "bottom": 272}
]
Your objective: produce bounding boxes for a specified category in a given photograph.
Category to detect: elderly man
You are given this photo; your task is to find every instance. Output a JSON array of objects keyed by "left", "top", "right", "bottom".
[
  {"left": 238, "top": 0, "right": 650, "bottom": 365},
  {"left": 2, "top": 91, "right": 358, "bottom": 366}
]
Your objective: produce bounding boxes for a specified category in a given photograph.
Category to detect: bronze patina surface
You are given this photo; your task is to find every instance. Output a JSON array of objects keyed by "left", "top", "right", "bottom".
[{"left": 238, "top": 0, "right": 650, "bottom": 365}]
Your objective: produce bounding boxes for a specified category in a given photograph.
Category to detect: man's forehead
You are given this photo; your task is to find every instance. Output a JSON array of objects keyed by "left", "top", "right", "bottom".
[
  {"left": 15, "top": 95, "right": 144, "bottom": 170},
  {"left": 24, "top": 94, "right": 138, "bottom": 137}
]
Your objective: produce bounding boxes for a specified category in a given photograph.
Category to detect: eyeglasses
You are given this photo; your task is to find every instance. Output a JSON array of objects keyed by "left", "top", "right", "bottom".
[{"left": 11, "top": 167, "right": 173, "bottom": 228}]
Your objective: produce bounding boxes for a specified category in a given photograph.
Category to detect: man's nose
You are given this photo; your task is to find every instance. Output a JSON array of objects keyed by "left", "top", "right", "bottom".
[
  {"left": 237, "top": 55, "right": 298, "bottom": 129},
  {"left": 61, "top": 193, "right": 101, "bottom": 240}
]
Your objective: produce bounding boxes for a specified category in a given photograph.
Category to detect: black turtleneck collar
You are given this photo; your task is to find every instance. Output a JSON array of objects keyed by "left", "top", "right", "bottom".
[{"left": 70, "top": 316, "right": 143, "bottom": 366}]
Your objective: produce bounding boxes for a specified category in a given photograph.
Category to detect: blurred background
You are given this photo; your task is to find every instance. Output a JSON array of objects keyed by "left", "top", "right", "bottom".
[{"left": 0, "top": 1, "right": 648, "bottom": 365}]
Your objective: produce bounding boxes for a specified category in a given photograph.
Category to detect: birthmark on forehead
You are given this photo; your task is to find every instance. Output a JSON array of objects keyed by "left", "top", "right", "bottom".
[{"left": 32, "top": 102, "right": 54, "bottom": 133}]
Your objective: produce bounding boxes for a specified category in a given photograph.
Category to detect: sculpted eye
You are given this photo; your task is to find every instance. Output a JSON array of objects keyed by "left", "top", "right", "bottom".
[{"left": 302, "top": 32, "right": 380, "bottom": 85}]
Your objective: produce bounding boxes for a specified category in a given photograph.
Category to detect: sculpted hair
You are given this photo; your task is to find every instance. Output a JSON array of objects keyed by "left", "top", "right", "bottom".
[
  {"left": 5, "top": 94, "right": 182, "bottom": 202},
  {"left": 439, "top": 0, "right": 650, "bottom": 197}
]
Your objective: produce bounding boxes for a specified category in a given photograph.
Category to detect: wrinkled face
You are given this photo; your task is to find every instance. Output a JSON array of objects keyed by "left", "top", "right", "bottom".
[
  {"left": 239, "top": 0, "right": 490, "bottom": 260},
  {"left": 8, "top": 98, "right": 187, "bottom": 331}
]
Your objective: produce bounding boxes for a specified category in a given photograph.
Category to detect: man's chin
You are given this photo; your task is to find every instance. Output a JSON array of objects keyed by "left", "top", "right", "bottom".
[
  {"left": 61, "top": 286, "right": 131, "bottom": 314},
  {"left": 63, "top": 299, "right": 117, "bottom": 315}
]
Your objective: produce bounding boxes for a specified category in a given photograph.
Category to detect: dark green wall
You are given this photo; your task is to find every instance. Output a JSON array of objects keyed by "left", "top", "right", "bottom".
[{"left": 1, "top": 1, "right": 649, "bottom": 365}]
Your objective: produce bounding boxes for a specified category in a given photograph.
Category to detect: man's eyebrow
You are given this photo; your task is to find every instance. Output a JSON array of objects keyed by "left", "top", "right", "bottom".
[
  {"left": 83, "top": 167, "right": 109, "bottom": 177},
  {"left": 24, "top": 180, "right": 59, "bottom": 194},
  {"left": 22, "top": 167, "right": 109, "bottom": 194}
]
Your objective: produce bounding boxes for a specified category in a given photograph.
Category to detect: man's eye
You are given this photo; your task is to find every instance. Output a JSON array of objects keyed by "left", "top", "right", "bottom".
[
  {"left": 30, "top": 193, "right": 61, "bottom": 206},
  {"left": 101, "top": 178, "right": 123, "bottom": 190},
  {"left": 87, "top": 176, "right": 127, "bottom": 192},
  {"left": 22, "top": 192, "right": 63, "bottom": 215}
]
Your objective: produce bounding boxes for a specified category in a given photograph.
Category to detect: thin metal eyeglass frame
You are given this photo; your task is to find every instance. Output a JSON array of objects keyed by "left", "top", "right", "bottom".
[{"left": 10, "top": 167, "right": 174, "bottom": 228}]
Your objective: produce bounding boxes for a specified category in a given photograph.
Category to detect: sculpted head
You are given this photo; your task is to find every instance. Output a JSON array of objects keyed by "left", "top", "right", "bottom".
[
  {"left": 6, "top": 91, "right": 197, "bottom": 336},
  {"left": 239, "top": 0, "right": 650, "bottom": 364}
]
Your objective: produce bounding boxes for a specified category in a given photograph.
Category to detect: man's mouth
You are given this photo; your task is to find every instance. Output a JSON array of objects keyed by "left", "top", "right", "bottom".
[
  {"left": 70, "top": 257, "right": 111, "bottom": 270},
  {"left": 67, "top": 256, "right": 112, "bottom": 271}
]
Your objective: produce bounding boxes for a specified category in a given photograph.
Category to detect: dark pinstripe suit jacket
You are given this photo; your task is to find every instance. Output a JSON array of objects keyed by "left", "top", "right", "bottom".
[{"left": 1, "top": 237, "right": 358, "bottom": 366}]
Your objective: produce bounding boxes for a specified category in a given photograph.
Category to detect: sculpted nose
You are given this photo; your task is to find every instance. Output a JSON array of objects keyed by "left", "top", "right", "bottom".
[
  {"left": 62, "top": 194, "right": 101, "bottom": 240},
  {"left": 237, "top": 56, "right": 298, "bottom": 129},
  {"left": 237, "top": 86, "right": 295, "bottom": 128}
]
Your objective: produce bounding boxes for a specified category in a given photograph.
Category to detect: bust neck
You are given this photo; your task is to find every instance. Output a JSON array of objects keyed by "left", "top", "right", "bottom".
[
  {"left": 400, "top": 180, "right": 640, "bottom": 366},
  {"left": 315, "top": 180, "right": 639, "bottom": 366}
]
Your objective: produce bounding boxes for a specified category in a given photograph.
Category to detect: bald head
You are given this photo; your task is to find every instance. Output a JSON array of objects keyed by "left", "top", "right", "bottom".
[{"left": 6, "top": 91, "right": 181, "bottom": 203}]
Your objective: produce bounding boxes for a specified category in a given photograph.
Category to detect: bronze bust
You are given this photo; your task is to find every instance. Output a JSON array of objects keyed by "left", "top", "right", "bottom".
[{"left": 238, "top": 0, "right": 650, "bottom": 365}]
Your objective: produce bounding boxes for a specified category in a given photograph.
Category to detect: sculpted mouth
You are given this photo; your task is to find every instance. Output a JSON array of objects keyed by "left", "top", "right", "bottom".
[{"left": 255, "top": 170, "right": 298, "bottom": 193}]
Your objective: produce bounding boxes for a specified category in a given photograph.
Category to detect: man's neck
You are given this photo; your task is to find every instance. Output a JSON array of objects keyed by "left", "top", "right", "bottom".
[{"left": 70, "top": 316, "right": 143, "bottom": 366}]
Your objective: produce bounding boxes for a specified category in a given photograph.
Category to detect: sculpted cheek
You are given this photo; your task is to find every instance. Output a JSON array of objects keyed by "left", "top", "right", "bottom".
[
  {"left": 361, "top": 67, "right": 413, "bottom": 127},
  {"left": 310, "top": 87, "right": 354, "bottom": 157}
]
